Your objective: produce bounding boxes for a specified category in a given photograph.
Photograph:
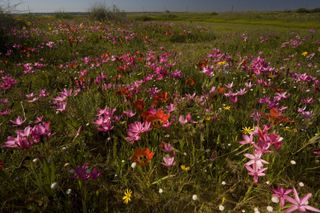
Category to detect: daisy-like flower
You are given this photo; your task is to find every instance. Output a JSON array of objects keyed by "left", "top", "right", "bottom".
[
  {"left": 122, "top": 189, "right": 132, "bottom": 205},
  {"left": 242, "top": 127, "right": 255, "bottom": 135}
]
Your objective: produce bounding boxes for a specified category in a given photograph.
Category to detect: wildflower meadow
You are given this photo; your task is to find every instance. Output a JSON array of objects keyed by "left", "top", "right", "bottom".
[{"left": 0, "top": 11, "right": 320, "bottom": 212}]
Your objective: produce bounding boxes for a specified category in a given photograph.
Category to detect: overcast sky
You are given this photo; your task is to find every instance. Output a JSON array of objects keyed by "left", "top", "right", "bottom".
[{"left": 14, "top": 0, "right": 320, "bottom": 12}]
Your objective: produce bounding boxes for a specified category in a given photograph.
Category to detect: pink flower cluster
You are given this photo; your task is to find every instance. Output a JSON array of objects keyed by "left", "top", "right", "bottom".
[
  {"left": 0, "top": 75, "right": 17, "bottom": 90},
  {"left": 52, "top": 88, "right": 78, "bottom": 113},
  {"left": 94, "top": 107, "right": 118, "bottom": 132},
  {"left": 272, "top": 187, "right": 320, "bottom": 213},
  {"left": 240, "top": 125, "right": 283, "bottom": 183},
  {"left": 3, "top": 118, "right": 51, "bottom": 149},
  {"left": 126, "top": 121, "right": 151, "bottom": 144}
]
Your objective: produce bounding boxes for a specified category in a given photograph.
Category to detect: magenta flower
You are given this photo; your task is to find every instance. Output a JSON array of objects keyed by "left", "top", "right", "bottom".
[
  {"left": 94, "top": 107, "right": 117, "bottom": 132},
  {"left": 244, "top": 151, "right": 269, "bottom": 168},
  {"left": 244, "top": 164, "right": 267, "bottom": 183},
  {"left": 73, "top": 163, "right": 101, "bottom": 181},
  {"left": 126, "top": 121, "right": 151, "bottom": 144},
  {"left": 10, "top": 116, "right": 26, "bottom": 126},
  {"left": 179, "top": 113, "right": 195, "bottom": 125},
  {"left": 272, "top": 187, "right": 292, "bottom": 207},
  {"left": 239, "top": 134, "right": 254, "bottom": 145},
  {"left": 284, "top": 188, "right": 320, "bottom": 213},
  {"left": 161, "top": 156, "right": 175, "bottom": 168},
  {"left": 160, "top": 142, "right": 174, "bottom": 153}
]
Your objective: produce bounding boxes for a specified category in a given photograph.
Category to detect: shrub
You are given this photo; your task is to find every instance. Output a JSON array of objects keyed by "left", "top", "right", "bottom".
[{"left": 89, "top": 4, "right": 127, "bottom": 22}]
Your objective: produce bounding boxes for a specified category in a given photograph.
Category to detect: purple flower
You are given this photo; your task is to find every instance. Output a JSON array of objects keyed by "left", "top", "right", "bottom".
[
  {"left": 126, "top": 121, "right": 151, "bottom": 144},
  {"left": 73, "top": 163, "right": 101, "bottom": 181}
]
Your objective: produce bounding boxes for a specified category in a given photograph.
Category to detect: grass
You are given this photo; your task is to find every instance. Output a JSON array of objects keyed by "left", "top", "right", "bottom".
[{"left": 0, "top": 12, "right": 320, "bottom": 212}]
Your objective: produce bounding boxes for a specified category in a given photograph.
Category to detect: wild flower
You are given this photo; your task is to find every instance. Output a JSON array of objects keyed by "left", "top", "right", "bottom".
[
  {"left": 284, "top": 188, "right": 320, "bottom": 213},
  {"left": 131, "top": 147, "right": 154, "bottom": 166},
  {"left": 272, "top": 187, "right": 292, "bottom": 207},
  {"left": 73, "top": 163, "right": 101, "bottom": 181},
  {"left": 94, "top": 107, "right": 117, "bottom": 132},
  {"left": 162, "top": 156, "right": 175, "bottom": 168},
  {"left": 122, "top": 189, "right": 132, "bottom": 205},
  {"left": 126, "top": 121, "right": 151, "bottom": 143}
]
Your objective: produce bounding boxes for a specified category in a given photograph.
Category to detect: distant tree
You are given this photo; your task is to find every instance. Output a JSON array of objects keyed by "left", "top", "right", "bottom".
[{"left": 296, "top": 8, "right": 310, "bottom": 13}]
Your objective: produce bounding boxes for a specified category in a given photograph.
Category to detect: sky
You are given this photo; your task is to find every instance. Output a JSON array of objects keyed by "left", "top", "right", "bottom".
[{"left": 13, "top": 0, "right": 320, "bottom": 13}]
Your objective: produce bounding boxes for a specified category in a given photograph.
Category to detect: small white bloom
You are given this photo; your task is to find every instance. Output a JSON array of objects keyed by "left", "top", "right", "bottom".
[
  {"left": 221, "top": 181, "right": 226, "bottom": 185},
  {"left": 50, "top": 182, "right": 58, "bottom": 190},
  {"left": 219, "top": 204, "right": 225, "bottom": 211},
  {"left": 254, "top": 207, "right": 260, "bottom": 213},
  {"left": 159, "top": 188, "right": 163, "bottom": 194},
  {"left": 64, "top": 163, "right": 70, "bottom": 167},
  {"left": 131, "top": 162, "right": 137, "bottom": 169},
  {"left": 265, "top": 181, "right": 270, "bottom": 185},
  {"left": 32, "top": 158, "right": 39, "bottom": 163},
  {"left": 66, "top": 188, "right": 72, "bottom": 195},
  {"left": 299, "top": 182, "right": 304, "bottom": 187},
  {"left": 271, "top": 196, "right": 279, "bottom": 203},
  {"left": 266, "top": 206, "right": 273, "bottom": 212},
  {"left": 62, "top": 146, "right": 67, "bottom": 151},
  {"left": 192, "top": 194, "right": 198, "bottom": 201},
  {"left": 241, "top": 210, "right": 246, "bottom": 213},
  {"left": 290, "top": 160, "right": 296, "bottom": 165},
  {"left": 121, "top": 160, "right": 125, "bottom": 163}
]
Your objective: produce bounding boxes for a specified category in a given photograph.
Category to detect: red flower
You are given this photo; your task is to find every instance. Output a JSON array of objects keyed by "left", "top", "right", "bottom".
[
  {"left": 133, "top": 99, "right": 145, "bottom": 111},
  {"left": 132, "top": 148, "right": 154, "bottom": 166},
  {"left": 141, "top": 109, "right": 170, "bottom": 128}
]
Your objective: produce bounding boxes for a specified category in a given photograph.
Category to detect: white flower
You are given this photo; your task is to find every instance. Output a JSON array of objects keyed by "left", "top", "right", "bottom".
[
  {"left": 290, "top": 160, "right": 296, "bottom": 165},
  {"left": 299, "top": 182, "right": 304, "bottom": 187},
  {"left": 254, "top": 207, "right": 260, "bottom": 213},
  {"left": 271, "top": 196, "right": 279, "bottom": 203},
  {"left": 50, "top": 182, "right": 58, "bottom": 190},
  {"left": 159, "top": 188, "right": 163, "bottom": 194},
  {"left": 192, "top": 194, "right": 198, "bottom": 201},
  {"left": 131, "top": 162, "right": 137, "bottom": 169},
  {"left": 32, "top": 158, "right": 39, "bottom": 163},
  {"left": 66, "top": 188, "right": 72, "bottom": 195},
  {"left": 221, "top": 181, "right": 226, "bottom": 185},
  {"left": 266, "top": 206, "right": 273, "bottom": 212},
  {"left": 219, "top": 204, "right": 225, "bottom": 211}
]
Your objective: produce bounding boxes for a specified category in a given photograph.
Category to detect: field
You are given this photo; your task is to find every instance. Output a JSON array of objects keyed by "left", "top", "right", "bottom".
[{"left": 0, "top": 12, "right": 320, "bottom": 212}]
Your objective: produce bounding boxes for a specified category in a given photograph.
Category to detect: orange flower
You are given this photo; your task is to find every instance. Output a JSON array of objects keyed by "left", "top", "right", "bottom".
[
  {"left": 141, "top": 109, "right": 170, "bottom": 127},
  {"left": 132, "top": 148, "right": 154, "bottom": 166},
  {"left": 185, "top": 77, "right": 196, "bottom": 87},
  {"left": 262, "top": 108, "right": 292, "bottom": 124},
  {"left": 133, "top": 99, "right": 145, "bottom": 111},
  {"left": 152, "top": 92, "right": 170, "bottom": 106},
  {"left": 217, "top": 86, "right": 225, "bottom": 94}
]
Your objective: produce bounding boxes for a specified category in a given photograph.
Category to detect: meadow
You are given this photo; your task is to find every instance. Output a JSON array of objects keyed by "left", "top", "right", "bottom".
[{"left": 0, "top": 11, "right": 320, "bottom": 212}]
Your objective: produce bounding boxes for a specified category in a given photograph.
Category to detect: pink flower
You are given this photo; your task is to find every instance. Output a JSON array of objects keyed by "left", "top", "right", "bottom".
[
  {"left": 10, "top": 116, "right": 26, "bottom": 126},
  {"left": 244, "top": 151, "right": 269, "bottom": 168},
  {"left": 244, "top": 164, "right": 267, "bottom": 183},
  {"left": 284, "top": 188, "right": 320, "bottom": 213},
  {"left": 272, "top": 187, "right": 292, "bottom": 207},
  {"left": 162, "top": 156, "right": 175, "bottom": 168},
  {"left": 179, "top": 113, "right": 196, "bottom": 125},
  {"left": 94, "top": 107, "right": 117, "bottom": 132},
  {"left": 240, "top": 134, "right": 254, "bottom": 145},
  {"left": 126, "top": 121, "right": 151, "bottom": 144}
]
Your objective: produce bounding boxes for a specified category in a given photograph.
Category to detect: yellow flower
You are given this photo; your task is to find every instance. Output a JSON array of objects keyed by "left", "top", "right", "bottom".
[
  {"left": 217, "top": 61, "right": 227, "bottom": 66},
  {"left": 122, "top": 189, "right": 132, "bottom": 205},
  {"left": 302, "top": 51, "right": 308, "bottom": 57},
  {"left": 180, "top": 164, "right": 190, "bottom": 172},
  {"left": 223, "top": 105, "right": 231, "bottom": 111},
  {"left": 242, "top": 127, "right": 255, "bottom": 134}
]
